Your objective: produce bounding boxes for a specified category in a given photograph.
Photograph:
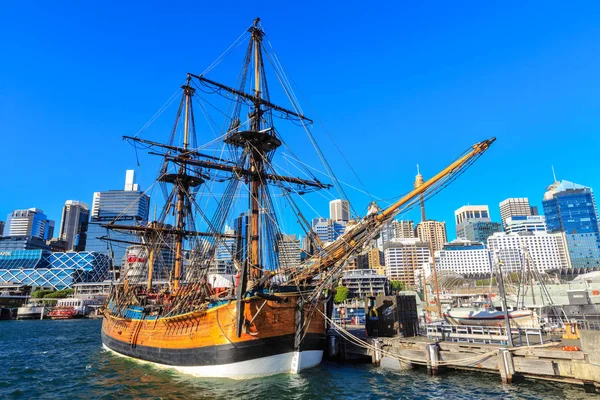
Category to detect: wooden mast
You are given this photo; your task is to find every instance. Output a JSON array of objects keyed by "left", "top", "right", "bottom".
[
  {"left": 173, "top": 76, "right": 194, "bottom": 291},
  {"left": 249, "top": 17, "right": 263, "bottom": 280}
]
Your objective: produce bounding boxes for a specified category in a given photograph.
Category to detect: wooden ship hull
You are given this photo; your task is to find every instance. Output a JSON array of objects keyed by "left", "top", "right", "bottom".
[{"left": 101, "top": 294, "right": 326, "bottom": 378}]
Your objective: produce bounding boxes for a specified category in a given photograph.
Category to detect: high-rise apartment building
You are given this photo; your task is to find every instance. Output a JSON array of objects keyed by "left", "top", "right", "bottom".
[
  {"left": 416, "top": 220, "right": 447, "bottom": 253},
  {"left": 383, "top": 238, "right": 430, "bottom": 286},
  {"left": 86, "top": 170, "right": 150, "bottom": 267},
  {"left": 377, "top": 219, "right": 415, "bottom": 250},
  {"left": 5, "top": 208, "right": 54, "bottom": 240},
  {"left": 487, "top": 231, "right": 570, "bottom": 272},
  {"left": 499, "top": 198, "right": 532, "bottom": 226},
  {"left": 329, "top": 199, "right": 350, "bottom": 222},
  {"left": 59, "top": 200, "right": 90, "bottom": 251},
  {"left": 543, "top": 180, "right": 600, "bottom": 269},
  {"left": 504, "top": 215, "right": 547, "bottom": 234}
]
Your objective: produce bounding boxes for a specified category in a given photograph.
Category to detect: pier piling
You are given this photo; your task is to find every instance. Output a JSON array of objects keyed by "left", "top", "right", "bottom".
[
  {"left": 498, "top": 348, "right": 515, "bottom": 384},
  {"left": 425, "top": 342, "right": 440, "bottom": 376},
  {"left": 372, "top": 339, "right": 383, "bottom": 366}
]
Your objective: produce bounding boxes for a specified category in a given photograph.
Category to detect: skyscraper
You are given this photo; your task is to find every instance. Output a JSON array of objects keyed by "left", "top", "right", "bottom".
[
  {"left": 542, "top": 180, "right": 600, "bottom": 268},
  {"left": 415, "top": 220, "right": 447, "bottom": 253},
  {"left": 329, "top": 199, "right": 350, "bottom": 222},
  {"left": 311, "top": 217, "right": 346, "bottom": 244},
  {"left": 0, "top": 221, "right": 4, "bottom": 236},
  {"left": 454, "top": 205, "right": 501, "bottom": 242},
  {"left": 59, "top": 200, "right": 90, "bottom": 251},
  {"left": 86, "top": 170, "right": 150, "bottom": 267},
  {"left": 5, "top": 208, "right": 54, "bottom": 240},
  {"left": 499, "top": 198, "right": 532, "bottom": 226}
]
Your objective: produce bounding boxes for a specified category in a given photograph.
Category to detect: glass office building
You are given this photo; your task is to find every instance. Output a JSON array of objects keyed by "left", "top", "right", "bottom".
[
  {"left": 465, "top": 221, "right": 502, "bottom": 243},
  {"left": 86, "top": 171, "right": 150, "bottom": 267},
  {"left": 543, "top": 180, "right": 600, "bottom": 268},
  {"left": 0, "top": 250, "right": 110, "bottom": 289}
]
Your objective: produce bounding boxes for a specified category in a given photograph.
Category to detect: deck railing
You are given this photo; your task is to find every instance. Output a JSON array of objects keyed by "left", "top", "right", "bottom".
[{"left": 426, "top": 324, "right": 548, "bottom": 346}]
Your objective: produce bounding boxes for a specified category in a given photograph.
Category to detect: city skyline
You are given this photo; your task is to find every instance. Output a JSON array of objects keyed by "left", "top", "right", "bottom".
[{"left": 1, "top": 171, "right": 597, "bottom": 243}]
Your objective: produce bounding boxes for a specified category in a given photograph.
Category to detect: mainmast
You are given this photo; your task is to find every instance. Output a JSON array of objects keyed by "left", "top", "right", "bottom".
[
  {"left": 249, "top": 17, "right": 263, "bottom": 281},
  {"left": 172, "top": 77, "right": 195, "bottom": 291}
]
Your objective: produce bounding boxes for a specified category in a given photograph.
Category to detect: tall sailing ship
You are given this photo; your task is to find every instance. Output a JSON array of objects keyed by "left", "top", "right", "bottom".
[{"left": 100, "top": 19, "right": 495, "bottom": 378}]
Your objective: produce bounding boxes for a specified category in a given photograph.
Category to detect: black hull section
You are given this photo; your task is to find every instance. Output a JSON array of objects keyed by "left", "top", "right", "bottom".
[{"left": 102, "top": 331, "right": 326, "bottom": 367}]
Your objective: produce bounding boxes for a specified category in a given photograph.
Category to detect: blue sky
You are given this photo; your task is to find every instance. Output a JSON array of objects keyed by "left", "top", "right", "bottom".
[{"left": 2, "top": 2, "right": 600, "bottom": 239}]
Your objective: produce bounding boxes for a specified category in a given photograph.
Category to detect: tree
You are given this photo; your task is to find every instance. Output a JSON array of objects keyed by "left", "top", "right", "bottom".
[
  {"left": 31, "top": 289, "right": 54, "bottom": 298},
  {"left": 390, "top": 280, "right": 406, "bottom": 293},
  {"left": 44, "top": 289, "right": 74, "bottom": 298},
  {"left": 334, "top": 286, "right": 349, "bottom": 304}
]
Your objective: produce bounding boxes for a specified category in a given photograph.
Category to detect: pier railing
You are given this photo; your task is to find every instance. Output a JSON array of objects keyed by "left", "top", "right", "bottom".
[{"left": 426, "top": 324, "right": 547, "bottom": 346}]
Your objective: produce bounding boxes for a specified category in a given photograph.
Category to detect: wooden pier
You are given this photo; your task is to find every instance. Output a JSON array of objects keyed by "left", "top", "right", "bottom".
[{"left": 329, "top": 323, "right": 600, "bottom": 392}]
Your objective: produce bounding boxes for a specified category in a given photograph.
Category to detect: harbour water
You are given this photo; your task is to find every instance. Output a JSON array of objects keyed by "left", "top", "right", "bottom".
[{"left": 0, "top": 320, "right": 594, "bottom": 399}]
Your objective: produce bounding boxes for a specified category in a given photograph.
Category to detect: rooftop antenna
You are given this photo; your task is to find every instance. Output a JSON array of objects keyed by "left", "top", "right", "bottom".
[{"left": 552, "top": 165, "right": 558, "bottom": 183}]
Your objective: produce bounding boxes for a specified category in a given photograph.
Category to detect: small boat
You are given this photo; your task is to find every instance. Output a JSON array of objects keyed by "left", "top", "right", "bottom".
[
  {"left": 16, "top": 301, "right": 49, "bottom": 320},
  {"left": 444, "top": 308, "right": 535, "bottom": 328},
  {"left": 48, "top": 298, "right": 102, "bottom": 319}
]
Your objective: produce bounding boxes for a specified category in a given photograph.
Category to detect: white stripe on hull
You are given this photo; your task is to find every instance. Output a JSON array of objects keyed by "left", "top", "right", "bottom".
[{"left": 102, "top": 344, "right": 323, "bottom": 379}]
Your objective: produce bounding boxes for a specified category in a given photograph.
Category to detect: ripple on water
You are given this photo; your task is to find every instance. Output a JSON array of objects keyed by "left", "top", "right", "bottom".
[{"left": 0, "top": 319, "right": 597, "bottom": 400}]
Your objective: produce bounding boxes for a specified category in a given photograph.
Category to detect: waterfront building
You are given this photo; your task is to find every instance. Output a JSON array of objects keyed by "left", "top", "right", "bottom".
[
  {"left": 0, "top": 236, "right": 50, "bottom": 251},
  {"left": 499, "top": 198, "right": 532, "bottom": 226},
  {"left": 383, "top": 238, "right": 430, "bottom": 286},
  {"left": 59, "top": 200, "right": 90, "bottom": 251},
  {"left": 0, "top": 250, "right": 110, "bottom": 289},
  {"left": 329, "top": 199, "right": 350, "bottom": 222},
  {"left": 543, "top": 180, "right": 600, "bottom": 269},
  {"left": 415, "top": 220, "right": 447, "bottom": 252},
  {"left": 86, "top": 170, "right": 150, "bottom": 267},
  {"left": 486, "top": 231, "right": 569, "bottom": 273},
  {"left": 505, "top": 215, "right": 547, "bottom": 234},
  {"left": 340, "top": 269, "right": 388, "bottom": 298},
  {"left": 0, "top": 221, "right": 4, "bottom": 236},
  {"left": 277, "top": 234, "right": 301, "bottom": 270},
  {"left": 5, "top": 208, "right": 54, "bottom": 240},
  {"left": 435, "top": 239, "right": 492, "bottom": 277}
]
